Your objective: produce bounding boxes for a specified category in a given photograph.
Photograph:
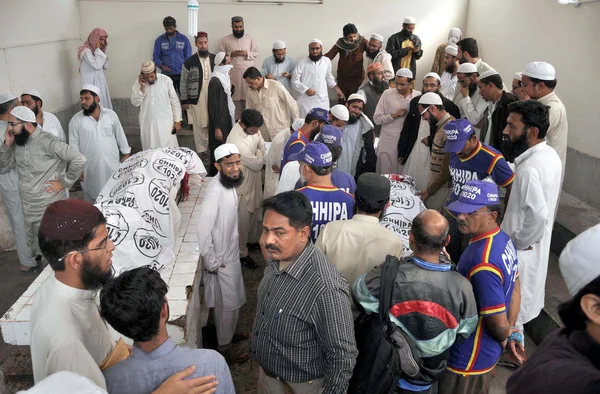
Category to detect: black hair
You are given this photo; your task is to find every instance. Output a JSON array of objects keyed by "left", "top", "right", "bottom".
[
  {"left": 242, "top": 66, "right": 262, "bottom": 80},
  {"left": 217, "top": 153, "right": 236, "bottom": 164},
  {"left": 432, "top": 104, "right": 445, "bottom": 111},
  {"left": 304, "top": 113, "right": 322, "bottom": 124},
  {"left": 100, "top": 267, "right": 168, "bottom": 342},
  {"left": 304, "top": 161, "right": 332, "bottom": 176},
  {"left": 507, "top": 100, "right": 550, "bottom": 139},
  {"left": 163, "top": 16, "right": 176, "bottom": 27},
  {"left": 486, "top": 203, "right": 504, "bottom": 225},
  {"left": 23, "top": 95, "right": 43, "bottom": 106},
  {"left": 261, "top": 191, "right": 313, "bottom": 230},
  {"left": 481, "top": 74, "right": 503, "bottom": 90},
  {"left": 38, "top": 215, "right": 107, "bottom": 271},
  {"left": 343, "top": 23, "right": 358, "bottom": 37},
  {"left": 327, "top": 145, "right": 342, "bottom": 163},
  {"left": 355, "top": 194, "right": 388, "bottom": 215},
  {"left": 0, "top": 99, "right": 18, "bottom": 116},
  {"left": 411, "top": 211, "right": 449, "bottom": 254},
  {"left": 240, "top": 108, "right": 264, "bottom": 128},
  {"left": 527, "top": 76, "right": 558, "bottom": 90},
  {"left": 80, "top": 89, "right": 98, "bottom": 98},
  {"left": 457, "top": 38, "right": 479, "bottom": 58},
  {"left": 347, "top": 98, "right": 364, "bottom": 107},
  {"left": 559, "top": 275, "right": 600, "bottom": 331}
]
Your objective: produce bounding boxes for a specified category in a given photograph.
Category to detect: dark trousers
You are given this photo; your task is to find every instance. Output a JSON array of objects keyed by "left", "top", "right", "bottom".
[
  {"left": 437, "top": 370, "right": 491, "bottom": 394},
  {"left": 168, "top": 74, "right": 188, "bottom": 125},
  {"left": 443, "top": 209, "right": 470, "bottom": 264}
]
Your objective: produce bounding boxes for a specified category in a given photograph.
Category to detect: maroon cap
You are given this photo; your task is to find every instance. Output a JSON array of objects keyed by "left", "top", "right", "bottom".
[
  {"left": 197, "top": 31, "right": 208, "bottom": 38},
  {"left": 39, "top": 199, "right": 104, "bottom": 241}
]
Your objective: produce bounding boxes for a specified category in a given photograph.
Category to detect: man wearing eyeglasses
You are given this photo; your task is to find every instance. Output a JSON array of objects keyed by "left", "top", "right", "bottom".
[
  {"left": 439, "top": 180, "right": 521, "bottom": 394},
  {"left": 30, "top": 199, "right": 222, "bottom": 393},
  {"left": 1, "top": 106, "right": 86, "bottom": 268}
]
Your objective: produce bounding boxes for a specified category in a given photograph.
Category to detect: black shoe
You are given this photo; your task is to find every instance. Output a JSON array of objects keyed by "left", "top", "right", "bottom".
[
  {"left": 240, "top": 256, "right": 259, "bottom": 269},
  {"left": 247, "top": 242, "right": 261, "bottom": 251}
]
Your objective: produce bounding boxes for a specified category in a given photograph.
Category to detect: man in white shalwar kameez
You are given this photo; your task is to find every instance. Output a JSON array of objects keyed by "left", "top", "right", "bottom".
[
  {"left": 20, "top": 89, "right": 66, "bottom": 142},
  {"left": 264, "top": 119, "right": 304, "bottom": 199},
  {"left": 197, "top": 143, "right": 248, "bottom": 363},
  {"left": 78, "top": 28, "right": 112, "bottom": 110},
  {"left": 292, "top": 39, "right": 345, "bottom": 118},
  {"left": 338, "top": 94, "right": 373, "bottom": 176},
  {"left": 131, "top": 61, "right": 182, "bottom": 150},
  {"left": 226, "top": 109, "right": 265, "bottom": 270},
  {"left": 501, "top": 100, "right": 561, "bottom": 360},
  {"left": 69, "top": 85, "right": 131, "bottom": 203}
]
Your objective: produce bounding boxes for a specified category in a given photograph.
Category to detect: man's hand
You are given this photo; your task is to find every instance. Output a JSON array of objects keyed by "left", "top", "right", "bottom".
[
  {"left": 182, "top": 104, "right": 190, "bottom": 110},
  {"left": 138, "top": 75, "right": 146, "bottom": 92},
  {"left": 418, "top": 190, "right": 430, "bottom": 202},
  {"left": 514, "top": 87, "right": 530, "bottom": 101},
  {"left": 4, "top": 127, "right": 14, "bottom": 147},
  {"left": 459, "top": 82, "right": 470, "bottom": 98},
  {"left": 282, "top": 72, "right": 291, "bottom": 79},
  {"left": 215, "top": 128, "right": 223, "bottom": 142},
  {"left": 152, "top": 365, "right": 218, "bottom": 394},
  {"left": 239, "top": 50, "right": 248, "bottom": 58},
  {"left": 120, "top": 154, "right": 130, "bottom": 163},
  {"left": 173, "top": 122, "right": 182, "bottom": 134},
  {"left": 412, "top": 46, "right": 420, "bottom": 53},
  {"left": 334, "top": 87, "right": 346, "bottom": 101},
  {"left": 506, "top": 329, "right": 526, "bottom": 366},
  {"left": 79, "top": 173, "right": 85, "bottom": 182},
  {"left": 271, "top": 164, "right": 280, "bottom": 174},
  {"left": 45, "top": 180, "right": 65, "bottom": 195},
  {"left": 162, "top": 65, "right": 172, "bottom": 73},
  {"left": 392, "top": 108, "right": 407, "bottom": 119},
  {"left": 305, "top": 88, "right": 316, "bottom": 97},
  {"left": 265, "top": 73, "right": 275, "bottom": 80}
]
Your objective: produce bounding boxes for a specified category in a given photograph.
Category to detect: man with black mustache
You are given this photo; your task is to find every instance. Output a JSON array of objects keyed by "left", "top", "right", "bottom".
[
  {"left": 1, "top": 106, "right": 86, "bottom": 266},
  {"left": 196, "top": 143, "right": 249, "bottom": 364},
  {"left": 69, "top": 84, "right": 131, "bottom": 203}
]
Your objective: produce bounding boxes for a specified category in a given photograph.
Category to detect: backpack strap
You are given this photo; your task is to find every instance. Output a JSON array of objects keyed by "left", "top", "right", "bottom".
[{"left": 378, "top": 255, "right": 400, "bottom": 323}]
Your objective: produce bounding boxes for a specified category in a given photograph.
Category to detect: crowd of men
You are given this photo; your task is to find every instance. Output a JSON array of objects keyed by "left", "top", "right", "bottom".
[{"left": 0, "top": 10, "right": 592, "bottom": 394}]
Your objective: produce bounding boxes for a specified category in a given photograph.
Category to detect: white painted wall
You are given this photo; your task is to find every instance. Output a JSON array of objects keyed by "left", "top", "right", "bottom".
[
  {"left": 465, "top": 0, "right": 600, "bottom": 159},
  {"left": 79, "top": 0, "right": 468, "bottom": 98}
]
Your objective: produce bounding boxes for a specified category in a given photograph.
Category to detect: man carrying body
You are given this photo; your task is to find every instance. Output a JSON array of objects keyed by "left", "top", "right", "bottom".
[
  {"left": 31, "top": 199, "right": 218, "bottom": 393},
  {"left": 196, "top": 143, "right": 248, "bottom": 363},
  {"left": 226, "top": 109, "right": 265, "bottom": 269},
  {"left": 153, "top": 16, "right": 192, "bottom": 98},
  {"left": 219, "top": 16, "right": 259, "bottom": 119},
  {"left": 337, "top": 93, "right": 373, "bottom": 176},
  {"left": 440, "top": 45, "right": 459, "bottom": 100},
  {"left": 422, "top": 119, "right": 514, "bottom": 269},
  {"left": 521, "top": 61, "right": 568, "bottom": 181},
  {"left": 365, "top": 34, "right": 394, "bottom": 83},
  {"left": 262, "top": 40, "right": 295, "bottom": 94},
  {"left": 21, "top": 89, "right": 66, "bottom": 141},
  {"left": 325, "top": 23, "right": 369, "bottom": 98},
  {"left": 2, "top": 106, "right": 86, "bottom": 262},
  {"left": 180, "top": 31, "right": 215, "bottom": 157},
  {"left": 69, "top": 85, "right": 131, "bottom": 203},
  {"left": 0, "top": 94, "right": 37, "bottom": 272},
  {"left": 398, "top": 73, "right": 460, "bottom": 191},
  {"left": 131, "top": 60, "right": 182, "bottom": 150},
  {"left": 78, "top": 28, "right": 112, "bottom": 110},
  {"left": 293, "top": 142, "right": 354, "bottom": 241},
  {"left": 354, "top": 209, "right": 478, "bottom": 393},
  {"left": 501, "top": 100, "right": 562, "bottom": 366},
  {"left": 478, "top": 69, "right": 519, "bottom": 152},
  {"left": 440, "top": 180, "right": 520, "bottom": 394},
  {"left": 254, "top": 191, "right": 357, "bottom": 392},
  {"left": 316, "top": 173, "right": 403, "bottom": 294},
  {"left": 292, "top": 39, "right": 345, "bottom": 117},
  {"left": 244, "top": 66, "right": 299, "bottom": 142},
  {"left": 386, "top": 17, "right": 423, "bottom": 77},
  {"left": 101, "top": 267, "right": 235, "bottom": 392}
]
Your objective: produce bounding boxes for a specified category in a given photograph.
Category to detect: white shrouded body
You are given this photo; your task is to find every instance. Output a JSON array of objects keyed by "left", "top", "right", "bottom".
[{"left": 187, "top": 0, "right": 199, "bottom": 37}]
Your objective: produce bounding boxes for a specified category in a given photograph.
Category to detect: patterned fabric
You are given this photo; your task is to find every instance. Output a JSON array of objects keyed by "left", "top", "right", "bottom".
[
  {"left": 280, "top": 130, "right": 310, "bottom": 173},
  {"left": 447, "top": 227, "right": 519, "bottom": 375},
  {"left": 252, "top": 242, "right": 358, "bottom": 393},
  {"left": 297, "top": 185, "right": 354, "bottom": 241}
]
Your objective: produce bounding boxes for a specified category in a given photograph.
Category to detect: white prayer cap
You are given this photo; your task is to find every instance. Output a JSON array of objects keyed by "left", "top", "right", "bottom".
[
  {"left": 445, "top": 45, "right": 458, "bottom": 57},
  {"left": 330, "top": 104, "right": 349, "bottom": 121},
  {"left": 292, "top": 119, "right": 305, "bottom": 132},
  {"left": 0, "top": 93, "right": 17, "bottom": 105},
  {"left": 310, "top": 38, "right": 323, "bottom": 46},
  {"left": 348, "top": 93, "right": 366, "bottom": 104},
  {"left": 457, "top": 63, "right": 478, "bottom": 74},
  {"left": 396, "top": 68, "right": 413, "bottom": 79},
  {"left": 403, "top": 16, "right": 416, "bottom": 24},
  {"left": 214, "top": 143, "right": 240, "bottom": 162},
  {"left": 215, "top": 52, "right": 227, "bottom": 65},
  {"left": 370, "top": 33, "right": 384, "bottom": 42},
  {"left": 10, "top": 106, "right": 36, "bottom": 123},
  {"left": 418, "top": 92, "right": 443, "bottom": 106},
  {"left": 523, "top": 61, "right": 556, "bottom": 81},
  {"left": 559, "top": 223, "right": 600, "bottom": 296},
  {"left": 423, "top": 72, "right": 441, "bottom": 82},
  {"left": 480, "top": 69, "right": 499, "bottom": 79},
  {"left": 81, "top": 84, "right": 101, "bottom": 97},
  {"left": 141, "top": 60, "right": 156, "bottom": 74},
  {"left": 21, "top": 89, "right": 42, "bottom": 100},
  {"left": 273, "top": 40, "right": 286, "bottom": 50},
  {"left": 513, "top": 72, "right": 523, "bottom": 81}
]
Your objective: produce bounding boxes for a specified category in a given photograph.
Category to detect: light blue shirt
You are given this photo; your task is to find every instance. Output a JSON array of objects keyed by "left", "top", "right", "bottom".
[
  {"left": 261, "top": 55, "right": 295, "bottom": 94},
  {"left": 103, "top": 338, "right": 235, "bottom": 394}
]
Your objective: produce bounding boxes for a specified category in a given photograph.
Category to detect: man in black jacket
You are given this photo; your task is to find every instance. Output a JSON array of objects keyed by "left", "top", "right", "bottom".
[
  {"left": 181, "top": 32, "right": 216, "bottom": 157},
  {"left": 398, "top": 72, "right": 460, "bottom": 164}
]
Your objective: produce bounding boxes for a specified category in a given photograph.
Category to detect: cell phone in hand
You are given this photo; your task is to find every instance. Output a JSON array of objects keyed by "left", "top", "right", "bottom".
[{"left": 171, "top": 127, "right": 177, "bottom": 135}]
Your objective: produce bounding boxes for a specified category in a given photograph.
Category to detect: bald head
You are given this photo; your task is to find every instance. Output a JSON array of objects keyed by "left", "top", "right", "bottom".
[{"left": 410, "top": 209, "right": 450, "bottom": 254}]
